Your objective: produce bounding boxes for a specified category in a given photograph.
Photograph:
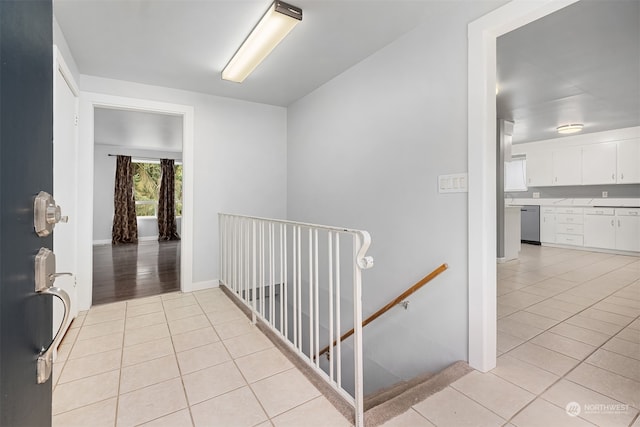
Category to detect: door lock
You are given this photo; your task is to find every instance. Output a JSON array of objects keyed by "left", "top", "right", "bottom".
[{"left": 34, "top": 191, "right": 68, "bottom": 237}]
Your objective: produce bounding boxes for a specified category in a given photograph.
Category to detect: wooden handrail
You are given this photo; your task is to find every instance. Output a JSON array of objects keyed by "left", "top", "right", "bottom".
[{"left": 317, "top": 263, "right": 448, "bottom": 358}]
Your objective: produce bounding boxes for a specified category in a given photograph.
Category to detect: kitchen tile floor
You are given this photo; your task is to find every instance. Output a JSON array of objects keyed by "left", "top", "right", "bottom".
[
  {"left": 52, "top": 288, "right": 350, "bottom": 427},
  {"left": 384, "top": 245, "right": 640, "bottom": 427},
  {"left": 54, "top": 245, "right": 639, "bottom": 426}
]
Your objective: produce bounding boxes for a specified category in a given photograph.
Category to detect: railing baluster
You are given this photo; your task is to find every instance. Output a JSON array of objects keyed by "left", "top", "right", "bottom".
[
  {"left": 233, "top": 218, "right": 244, "bottom": 298},
  {"left": 279, "top": 223, "right": 284, "bottom": 334},
  {"left": 218, "top": 215, "right": 222, "bottom": 285},
  {"left": 308, "top": 227, "right": 313, "bottom": 358},
  {"left": 260, "top": 221, "right": 265, "bottom": 317},
  {"left": 293, "top": 225, "right": 298, "bottom": 348},
  {"left": 297, "top": 226, "right": 302, "bottom": 351},
  {"left": 314, "top": 229, "right": 319, "bottom": 367},
  {"left": 270, "top": 223, "right": 275, "bottom": 326},
  {"left": 353, "top": 234, "right": 364, "bottom": 427},
  {"left": 283, "top": 224, "right": 288, "bottom": 339},
  {"left": 251, "top": 220, "right": 256, "bottom": 323},
  {"left": 328, "top": 232, "right": 334, "bottom": 381},
  {"left": 335, "top": 232, "right": 341, "bottom": 388}
]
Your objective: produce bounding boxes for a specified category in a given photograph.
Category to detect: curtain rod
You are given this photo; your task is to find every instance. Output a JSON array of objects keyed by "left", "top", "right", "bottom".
[{"left": 107, "top": 154, "right": 182, "bottom": 161}]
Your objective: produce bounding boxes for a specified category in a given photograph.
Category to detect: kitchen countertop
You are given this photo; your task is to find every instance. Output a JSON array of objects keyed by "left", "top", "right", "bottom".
[{"left": 505, "top": 198, "right": 640, "bottom": 208}]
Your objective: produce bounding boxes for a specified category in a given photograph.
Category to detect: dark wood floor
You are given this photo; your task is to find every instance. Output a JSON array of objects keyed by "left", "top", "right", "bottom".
[{"left": 92, "top": 240, "right": 180, "bottom": 305}]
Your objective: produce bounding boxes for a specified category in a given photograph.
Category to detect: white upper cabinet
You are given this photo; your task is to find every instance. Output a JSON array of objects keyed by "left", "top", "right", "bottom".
[
  {"left": 582, "top": 142, "right": 617, "bottom": 185},
  {"left": 617, "top": 139, "right": 640, "bottom": 184},
  {"left": 526, "top": 151, "right": 553, "bottom": 187},
  {"left": 517, "top": 128, "right": 639, "bottom": 188},
  {"left": 552, "top": 147, "right": 582, "bottom": 186}
]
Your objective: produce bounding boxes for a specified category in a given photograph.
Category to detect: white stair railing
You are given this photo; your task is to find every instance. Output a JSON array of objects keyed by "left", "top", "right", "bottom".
[{"left": 218, "top": 213, "right": 373, "bottom": 427}]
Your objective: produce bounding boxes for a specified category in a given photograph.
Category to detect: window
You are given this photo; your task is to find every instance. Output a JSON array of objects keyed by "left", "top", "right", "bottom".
[
  {"left": 504, "top": 155, "right": 527, "bottom": 192},
  {"left": 132, "top": 161, "right": 183, "bottom": 217}
]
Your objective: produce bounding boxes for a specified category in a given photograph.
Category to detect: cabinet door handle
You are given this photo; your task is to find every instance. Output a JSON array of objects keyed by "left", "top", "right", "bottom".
[
  {"left": 621, "top": 173, "right": 624, "bottom": 180},
  {"left": 612, "top": 173, "right": 615, "bottom": 180},
  {"left": 618, "top": 220, "right": 621, "bottom": 227},
  {"left": 611, "top": 220, "right": 614, "bottom": 226}
]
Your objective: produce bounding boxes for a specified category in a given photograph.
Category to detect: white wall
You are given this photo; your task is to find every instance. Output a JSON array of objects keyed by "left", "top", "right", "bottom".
[
  {"left": 76, "top": 76, "right": 287, "bottom": 309},
  {"left": 53, "top": 17, "right": 80, "bottom": 83},
  {"left": 93, "top": 144, "right": 183, "bottom": 243},
  {"left": 287, "top": 1, "right": 504, "bottom": 387}
]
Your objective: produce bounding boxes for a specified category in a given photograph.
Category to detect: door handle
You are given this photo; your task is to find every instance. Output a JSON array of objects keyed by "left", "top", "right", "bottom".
[
  {"left": 34, "top": 247, "right": 73, "bottom": 384},
  {"left": 37, "top": 286, "right": 70, "bottom": 384}
]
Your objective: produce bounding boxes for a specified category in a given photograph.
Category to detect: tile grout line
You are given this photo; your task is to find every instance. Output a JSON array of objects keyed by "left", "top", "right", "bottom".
[
  {"left": 162, "top": 293, "right": 197, "bottom": 427},
  {"left": 498, "top": 279, "right": 639, "bottom": 360},
  {"left": 196, "top": 292, "right": 275, "bottom": 426},
  {"left": 491, "top": 249, "right": 640, "bottom": 425},
  {"left": 198, "top": 290, "right": 336, "bottom": 426},
  {"left": 113, "top": 301, "right": 128, "bottom": 427},
  {"left": 500, "top": 312, "right": 640, "bottom": 426}
]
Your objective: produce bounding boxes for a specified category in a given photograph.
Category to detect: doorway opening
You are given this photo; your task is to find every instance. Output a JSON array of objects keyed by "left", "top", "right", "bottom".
[
  {"left": 467, "top": 0, "right": 582, "bottom": 371},
  {"left": 92, "top": 108, "right": 184, "bottom": 305}
]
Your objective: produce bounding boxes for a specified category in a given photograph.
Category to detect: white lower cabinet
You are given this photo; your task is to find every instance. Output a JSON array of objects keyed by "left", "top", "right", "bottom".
[
  {"left": 541, "top": 210, "right": 556, "bottom": 243},
  {"left": 554, "top": 208, "right": 584, "bottom": 246},
  {"left": 616, "top": 208, "right": 640, "bottom": 252},
  {"left": 542, "top": 206, "right": 639, "bottom": 253},
  {"left": 584, "top": 208, "right": 615, "bottom": 250}
]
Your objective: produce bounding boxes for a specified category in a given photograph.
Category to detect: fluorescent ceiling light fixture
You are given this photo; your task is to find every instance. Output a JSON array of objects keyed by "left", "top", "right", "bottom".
[
  {"left": 556, "top": 124, "right": 584, "bottom": 134},
  {"left": 222, "top": 0, "right": 302, "bottom": 83}
]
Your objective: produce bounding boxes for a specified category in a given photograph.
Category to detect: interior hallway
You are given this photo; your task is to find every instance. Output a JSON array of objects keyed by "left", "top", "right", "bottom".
[{"left": 54, "top": 246, "right": 639, "bottom": 426}]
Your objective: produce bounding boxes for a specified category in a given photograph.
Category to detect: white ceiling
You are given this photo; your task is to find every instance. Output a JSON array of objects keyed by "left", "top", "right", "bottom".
[
  {"left": 94, "top": 108, "right": 183, "bottom": 152},
  {"left": 54, "top": 0, "right": 433, "bottom": 107},
  {"left": 56, "top": 0, "right": 639, "bottom": 143},
  {"left": 497, "top": 0, "right": 640, "bottom": 144}
]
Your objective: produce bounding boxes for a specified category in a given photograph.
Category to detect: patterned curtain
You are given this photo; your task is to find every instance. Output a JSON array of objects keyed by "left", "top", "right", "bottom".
[
  {"left": 112, "top": 155, "right": 138, "bottom": 244},
  {"left": 158, "top": 159, "right": 181, "bottom": 241}
]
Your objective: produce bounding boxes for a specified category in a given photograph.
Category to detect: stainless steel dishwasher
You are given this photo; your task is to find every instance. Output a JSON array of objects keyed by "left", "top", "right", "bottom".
[{"left": 521, "top": 205, "right": 541, "bottom": 245}]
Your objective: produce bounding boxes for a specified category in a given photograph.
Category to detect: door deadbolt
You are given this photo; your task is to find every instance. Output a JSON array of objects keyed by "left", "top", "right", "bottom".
[{"left": 34, "top": 191, "right": 68, "bottom": 237}]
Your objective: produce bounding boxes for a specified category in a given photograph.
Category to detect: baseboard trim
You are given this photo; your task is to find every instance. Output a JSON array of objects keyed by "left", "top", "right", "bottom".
[
  {"left": 219, "top": 283, "right": 355, "bottom": 424},
  {"left": 92, "top": 236, "right": 159, "bottom": 245},
  {"left": 184, "top": 279, "right": 219, "bottom": 293}
]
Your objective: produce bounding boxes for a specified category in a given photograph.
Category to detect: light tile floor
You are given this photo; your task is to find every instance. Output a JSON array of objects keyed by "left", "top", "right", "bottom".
[
  {"left": 383, "top": 245, "right": 640, "bottom": 427},
  {"left": 54, "top": 246, "right": 640, "bottom": 427},
  {"left": 52, "top": 288, "right": 351, "bottom": 427}
]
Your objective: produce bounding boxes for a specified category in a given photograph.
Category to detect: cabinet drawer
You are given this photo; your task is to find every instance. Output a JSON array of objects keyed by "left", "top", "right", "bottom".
[
  {"left": 556, "top": 207, "right": 584, "bottom": 214},
  {"left": 556, "top": 234, "right": 584, "bottom": 246},
  {"left": 556, "top": 214, "right": 584, "bottom": 225},
  {"left": 616, "top": 208, "right": 640, "bottom": 216},
  {"left": 542, "top": 207, "right": 556, "bottom": 214},
  {"left": 585, "top": 208, "right": 615, "bottom": 216},
  {"left": 556, "top": 224, "right": 583, "bottom": 235}
]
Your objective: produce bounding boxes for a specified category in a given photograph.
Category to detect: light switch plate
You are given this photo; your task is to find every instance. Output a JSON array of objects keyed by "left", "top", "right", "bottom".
[
  {"left": 602, "top": 191, "right": 608, "bottom": 198},
  {"left": 533, "top": 192, "right": 540, "bottom": 198},
  {"left": 438, "top": 173, "right": 468, "bottom": 193}
]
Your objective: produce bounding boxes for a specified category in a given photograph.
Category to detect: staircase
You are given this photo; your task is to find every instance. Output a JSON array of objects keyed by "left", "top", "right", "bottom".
[{"left": 218, "top": 213, "right": 456, "bottom": 426}]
